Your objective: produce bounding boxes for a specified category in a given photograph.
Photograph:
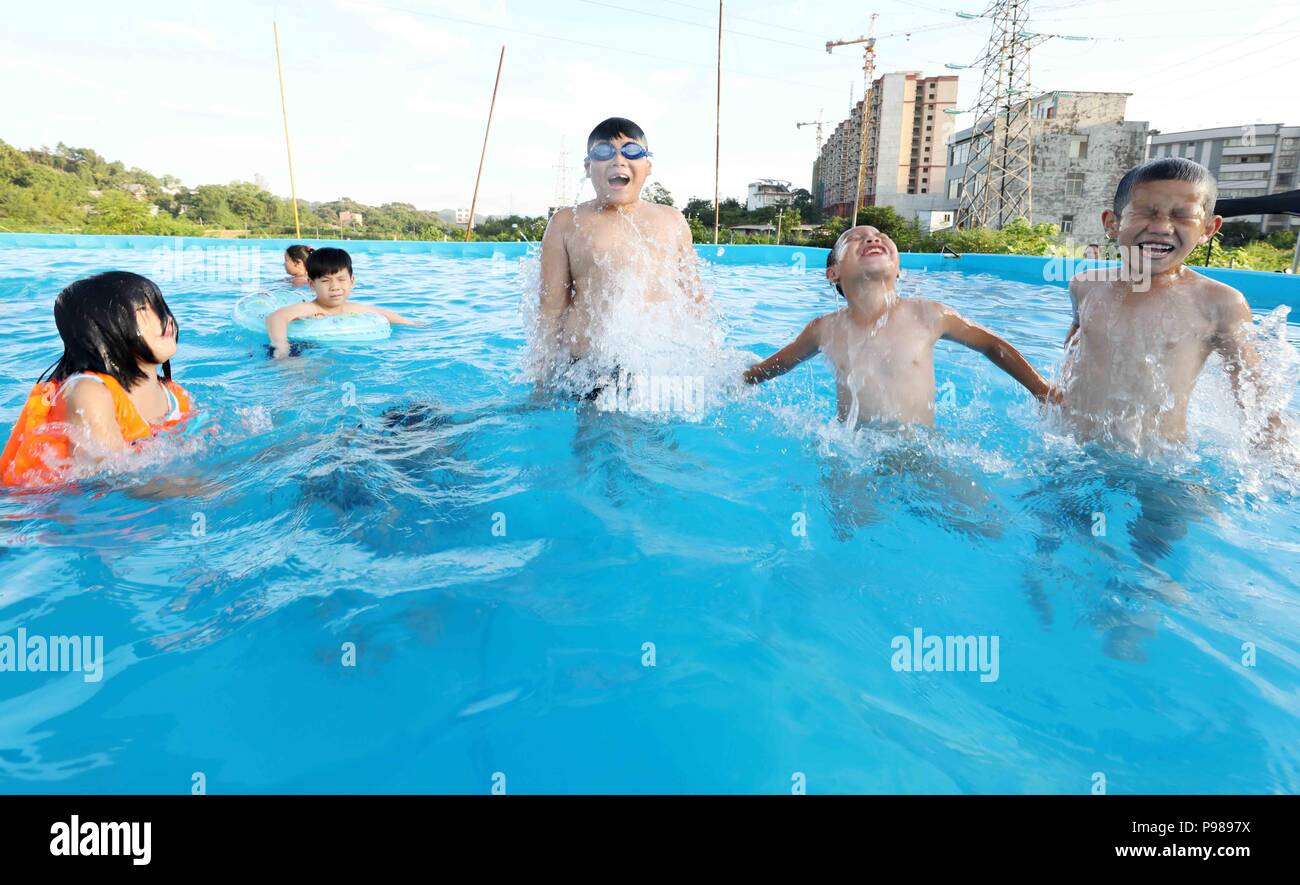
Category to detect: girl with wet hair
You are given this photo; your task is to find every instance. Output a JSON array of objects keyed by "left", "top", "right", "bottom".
[{"left": 0, "top": 271, "right": 197, "bottom": 486}]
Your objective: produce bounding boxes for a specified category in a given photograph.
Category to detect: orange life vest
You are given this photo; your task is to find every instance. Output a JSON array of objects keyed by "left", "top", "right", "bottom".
[{"left": 0, "top": 372, "right": 194, "bottom": 488}]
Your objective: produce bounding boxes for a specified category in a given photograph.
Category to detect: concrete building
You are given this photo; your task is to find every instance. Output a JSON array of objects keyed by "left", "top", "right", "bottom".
[
  {"left": 917, "top": 209, "right": 955, "bottom": 233},
  {"left": 339, "top": 210, "right": 364, "bottom": 228},
  {"left": 817, "top": 112, "right": 860, "bottom": 214},
  {"left": 814, "top": 72, "right": 959, "bottom": 223},
  {"left": 746, "top": 180, "right": 794, "bottom": 212},
  {"left": 1148, "top": 124, "right": 1300, "bottom": 233},
  {"left": 945, "top": 91, "right": 1148, "bottom": 244}
]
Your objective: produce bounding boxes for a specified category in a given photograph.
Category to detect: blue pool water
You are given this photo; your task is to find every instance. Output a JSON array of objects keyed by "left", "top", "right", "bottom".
[{"left": 1, "top": 238, "right": 1298, "bottom": 794}]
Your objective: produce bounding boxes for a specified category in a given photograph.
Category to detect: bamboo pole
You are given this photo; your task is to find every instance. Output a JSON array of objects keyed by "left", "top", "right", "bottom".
[
  {"left": 273, "top": 21, "right": 301, "bottom": 238},
  {"left": 466, "top": 46, "right": 506, "bottom": 242},
  {"left": 713, "top": 1, "right": 723, "bottom": 245}
]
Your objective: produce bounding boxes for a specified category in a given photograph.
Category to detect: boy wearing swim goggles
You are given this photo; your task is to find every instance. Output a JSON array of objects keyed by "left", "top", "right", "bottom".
[{"left": 536, "top": 117, "right": 706, "bottom": 381}]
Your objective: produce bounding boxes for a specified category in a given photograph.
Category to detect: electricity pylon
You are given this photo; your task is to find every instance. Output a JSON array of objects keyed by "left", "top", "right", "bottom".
[{"left": 954, "top": 1, "right": 1090, "bottom": 229}]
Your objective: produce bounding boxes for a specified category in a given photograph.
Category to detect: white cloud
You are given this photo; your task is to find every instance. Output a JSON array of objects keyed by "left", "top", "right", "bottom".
[
  {"left": 334, "top": 0, "right": 471, "bottom": 53},
  {"left": 403, "top": 78, "right": 483, "bottom": 118},
  {"left": 156, "top": 100, "right": 273, "bottom": 123},
  {"left": 143, "top": 20, "right": 217, "bottom": 47}
]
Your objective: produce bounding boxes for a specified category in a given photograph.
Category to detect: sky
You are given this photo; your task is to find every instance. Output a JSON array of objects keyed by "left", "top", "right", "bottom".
[{"left": 3, "top": 0, "right": 1298, "bottom": 217}]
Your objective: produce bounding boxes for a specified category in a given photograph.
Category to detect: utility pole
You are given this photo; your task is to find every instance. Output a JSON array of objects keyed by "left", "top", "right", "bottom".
[
  {"left": 826, "top": 13, "right": 879, "bottom": 228},
  {"left": 713, "top": 0, "right": 724, "bottom": 244}
]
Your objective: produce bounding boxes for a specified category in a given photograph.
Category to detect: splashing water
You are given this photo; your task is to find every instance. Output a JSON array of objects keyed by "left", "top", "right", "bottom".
[
  {"left": 0, "top": 242, "right": 1298, "bottom": 793},
  {"left": 519, "top": 206, "right": 751, "bottom": 421}
]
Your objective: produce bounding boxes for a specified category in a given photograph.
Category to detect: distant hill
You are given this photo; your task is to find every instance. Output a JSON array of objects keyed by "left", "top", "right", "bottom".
[{"left": 0, "top": 138, "right": 533, "bottom": 241}]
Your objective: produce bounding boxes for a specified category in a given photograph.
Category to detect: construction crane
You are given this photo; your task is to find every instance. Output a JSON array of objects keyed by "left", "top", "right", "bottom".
[
  {"left": 797, "top": 112, "right": 831, "bottom": 205},
  {"left": 826, "top": 13, "right": 879, "bottom": 227},
  {"left": 796, "top": 111, "right": 829, "bottom": 152}
]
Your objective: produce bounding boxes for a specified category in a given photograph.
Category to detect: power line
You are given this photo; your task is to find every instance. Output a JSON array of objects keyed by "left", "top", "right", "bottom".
[
  {"left": 1161, "top": 30, "right": 1300, "bottom": 97},
  {"left": 1171, "top": 13, "right": 1300, "bottom": 69},
  {"left": 574, "top": 0, "right": 826, "bottom": 53},
  {"left": 655, "top": 0, "right": 834, "bottom": 38},
  {"left": 1036, "top": 2, "right": 1287, "bottom": 20},
  {"left": 341, "top": 0, "right": 845, "bottom": 93},
  {"left": 578, "top": 0, "right": 985, "bottom": 53},
  {"left": 878, "top": 20, "right": 980, "bottom": 39},
  {"left": 1109, "top": 30, "right": 1300, "bottom": 38}
]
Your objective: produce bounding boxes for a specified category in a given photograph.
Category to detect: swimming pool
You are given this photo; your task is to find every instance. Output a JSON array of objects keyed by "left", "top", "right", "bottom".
[{"left": 1, "top": 235, "right": 1297, "bottom": 794}]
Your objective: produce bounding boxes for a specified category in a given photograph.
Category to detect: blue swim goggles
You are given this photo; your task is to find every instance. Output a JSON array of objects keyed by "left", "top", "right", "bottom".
[{"left": 587, "top": 141, "right": 652, "bottom": 161}]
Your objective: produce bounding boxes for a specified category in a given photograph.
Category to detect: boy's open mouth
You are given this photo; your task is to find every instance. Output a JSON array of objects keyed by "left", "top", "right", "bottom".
[
  {"left": 607, "top": 173, "right": 631, "bottom": 189},
  {"left": 1136, "top": 239, "right": 1178, "bottom": 259},
  {"left": 860, "top": 243, "right": 888, "bottom": 258}
]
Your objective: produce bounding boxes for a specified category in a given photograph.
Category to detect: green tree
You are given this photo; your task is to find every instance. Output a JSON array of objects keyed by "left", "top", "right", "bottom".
[
  {"left": 1187, "top": 237, "right": 1292, "bottom": 271},
  {"left": 684, "top": 197, "right": 713, "bottom": 218},
  {"left": 1266, "top": 228, "right": 1296, "bottom": 250},
  {"left": 1218, "top": 220, "right": 1263, "bottom": 248},
  {"left": 807, "top": 215, "right": 846, "bottom": 248},
  {"left": 645, "top": 182, "right": 674, "bottom": 205},
  {"left": 775, "top": 207, "right": 802, "bottom": 243},
  {"left": 87, "top": 190, "right": 152, "bottom": 234},
  {"left": 999, "top": 217, "right": 1060, "bottom": 254}
]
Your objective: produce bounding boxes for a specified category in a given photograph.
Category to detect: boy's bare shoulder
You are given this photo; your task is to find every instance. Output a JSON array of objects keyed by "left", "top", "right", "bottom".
[
  {"left": 807, "top": 307, "right": 850, "bottom": 337},
  {"left": 1186, "top": 267, "right": 1245, "bottom": 301},
  {"left": 1069, "top": 269, "right": 1112, "bottom": 293},
  {"left": 900, "top": 296, "right": 952, "bottom": 324},
  {"left": 644, "top": 201, "right": 688, "bottom": 230},
  {"left": 1068, "top": 273, "right": 1117, "bottom": 310},
  {"left": 1185, "top": 268, "right": 1250, "bottom": 322},
  {"left": 1070, "top": 264, "right": 1116, "bottom": 284},
  {"left": 646, "top": 201, "right": 683, "bottom": 218},
  {"left": 546, "top": 205, "right": 578, "bottom": 230},
  {"left": 809, "top": 308, "right": 842, "bottom": 330}
]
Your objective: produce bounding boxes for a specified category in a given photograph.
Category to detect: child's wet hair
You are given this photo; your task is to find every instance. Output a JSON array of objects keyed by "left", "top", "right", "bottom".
[
  {"left": 826, "top": 235, "right": 847, "bottom": 296},
  {"left": 306, "top": 247, "right": 353, "bottom": 280},
  {"left": 285, "top": 244, "right": 314, "bottom": 264},
  {"left": 587, "top": 117, "right": 646, "bottom": 151},
  {"left": 1113, "top": 157, "right": 1218, "bottom": 217},
  {"left": 826, "top": 228, "right": 867, "bottom": 296},
  {"left": 44, "top": 271, "right": 178, "bottom": 388}
]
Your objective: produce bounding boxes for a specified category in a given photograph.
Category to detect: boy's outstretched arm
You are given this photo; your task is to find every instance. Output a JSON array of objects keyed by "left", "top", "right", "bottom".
[
  {"left": 939, "top": 307, "right": 1059, "bottom": 403},
  {"left": 744, "top": 317, "right": 824, "bottom": 384},
  {"left": 1213, "top": 294, "right": 1286, "bottom": 444},
  {"left": 675, "top": 213, "right": 708, "bottom": 307},
  {"left": 538, "top": 210, "right": 575, "bottom": 349},
  {"left": 1064, "top": 279, "right": 1082, "bottom": 348}
]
